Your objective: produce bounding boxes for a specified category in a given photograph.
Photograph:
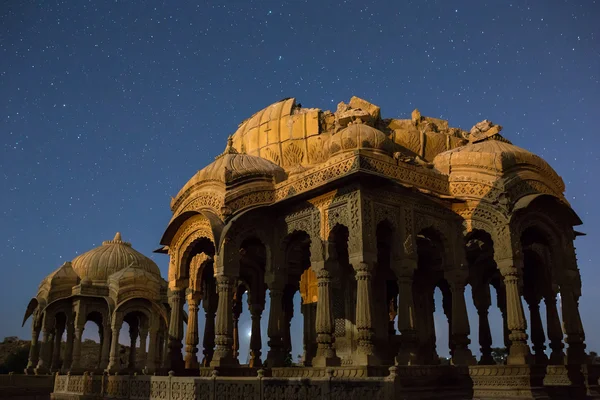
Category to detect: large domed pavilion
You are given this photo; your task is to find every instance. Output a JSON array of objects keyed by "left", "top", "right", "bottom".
[
  {"left": 22, "top": 233, "right": 169, "bottom": 375},
  {"left": 43, "top": 97, "right": 597, "bottom": 399}
]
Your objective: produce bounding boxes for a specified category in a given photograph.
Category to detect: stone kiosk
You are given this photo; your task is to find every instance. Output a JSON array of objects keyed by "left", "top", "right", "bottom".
[{"left": 27, "top": 97, "right": 597, "bottom": 399}]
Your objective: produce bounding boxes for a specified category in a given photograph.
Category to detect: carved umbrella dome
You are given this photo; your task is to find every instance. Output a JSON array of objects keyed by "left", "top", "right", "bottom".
[
  {"left": 71, "top": 232, "right": 161, "bottom": 282},
  {"left": 433, "top": 121, "right": 566, "bottom": 201},
  {"left": 171, "top": 137, "right": 287, "bottom": 210},
  {"left": 326, "top": 122, "right": 394, "bottom": 157}
]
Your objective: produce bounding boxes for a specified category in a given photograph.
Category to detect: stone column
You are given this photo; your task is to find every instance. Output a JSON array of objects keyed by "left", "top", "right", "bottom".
[
  {"left": 353, "top": 260, "right": 378, "bottom": 365},
  {"left": 166, "top": 288, "right": 185, "bottom": 372},
  {"left": 477, "top": 306, "right": 494, "bottom": 365},
  {"left": 447, "top": 276, "right": 476, "bottom": 365},
  {"left": 249, "top": 304, "right": 263, "bottom": 368},
  {"left": 69, "top": 323, "right": 85, "bottom": 372},
  {"left": 282, "top": 288, "right": 294, "bottom": 361},
  {"left": 498, "top": 261, "right": 531, "bottom": 365},
  {"left": 62, "top": 320, "right": 74, "bottom": 372},
  {"left": 232, "top": 293, "right": 243, "bottom": 360},
  {"left": 99, "top": 323, "right": 111, "bottom": 370},
  {"left": 145, "top": 326, "right": 158, "bottom": 374},
  {"left": 561, "top": 283, "right": 587, "bottom": 364},
  {"left": 312, "top": 267, "right": 340, "bottom": 367},
  {"left": 394, "top": 260, "right": 418, "bottom": 365},
  {"left": 25, "top": 322, "right": 41, "bottom": 374},
  {"left": 527, "top": 299, "right": 548, "bottom": 365},
  {"left": 106, "top": 319, "right": 122, "bottom": 374},
  {"left": 202, "top": 290, "right": 217, "bottom": 366},
  {"left": 128, "top": 323, "right": 139, "bottom": 370},
  {"left": 51, "top": 320, "right": 66, "bottom": 372},
  {"left": 138, "top": 326, "right": 148, "bottom": 369},
  {"left": 545, "top": 292, "right": 565, "bottom": 365},
  {"left": 34, "top": 324, "right": 53, "bottom": 374},
  {"left": 301, "top": 303, "right": 317, "bottom": 366},
  {"left": 210, "top": 275, "right": 238, "bottom": 367},
  {"left": 266, "top": 285, "right": 286, "bottom": 367},
  {"left": 184, "top": 291, "right": 200, "bottom": 369}
]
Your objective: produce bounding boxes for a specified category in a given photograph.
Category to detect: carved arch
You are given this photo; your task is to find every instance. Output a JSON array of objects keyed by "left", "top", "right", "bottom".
[{"left": 218, "top": 210, "right": 273, "bottom": 277}]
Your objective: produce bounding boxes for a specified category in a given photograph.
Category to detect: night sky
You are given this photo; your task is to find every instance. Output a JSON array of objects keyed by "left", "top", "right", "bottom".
[{"left": 2, "top": 1, "right": 599, "bottom": 360}]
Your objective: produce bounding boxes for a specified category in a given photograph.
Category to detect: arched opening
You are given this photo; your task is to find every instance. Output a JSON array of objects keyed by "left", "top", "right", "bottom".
[
  {"left": 238, "top": 236, "right": 266, "bottom": 367},
  {"left": 414, "top": 227, "right": 450, "bottom": 365},
  {"left": 81, "top": 311, "right": 103, "bottom": 371},
  {"left": 48, "top": 311, "right": 68, "bottom": 372},
  {"left": 375, "top": 220, "right": 399, "bottom": 364},
  {"left": 520, "top": 225, "right": 564, "bottom": 365},
  {"left": 327, "top": 224, "right": 355, "bottom": 364},
  {"left": 179, "top": 236, "right": 215, "bottom": 371},
  {"left": 283, "top": 230, "right": 312, "bottom": 366},
  {"left": 465, "top": 229, "right": 508, "bottom": 365}
]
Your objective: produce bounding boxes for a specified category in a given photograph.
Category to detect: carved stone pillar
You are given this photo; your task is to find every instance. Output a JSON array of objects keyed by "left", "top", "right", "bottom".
[
  {"left": 138, "top": 326, "right": 148, "bottom": 369},
  {"left": 312, "top": 267, "right": 340, "bottom": 367},
  {"left": 166, "top": 288, "right": 185, "bottom": 372},
  {"left": 498, "top": 261, "right": 531, "bottom": 365},
  {"left": 447, "top": 274, "right": 476, "bottom": 366},
  {"left": 210, "top": 275, "right": 238, "bottom": 367},
  {"left": 69, "top": 324, "right": 85, "bottom": 372},
  {"left": 353, "top": 260, "right": 378, "bottom": 365},
  {"left": 394, "top": 260, "right": 418, "bottom": 365},
  {"left": 477, "top": 307, "right": 494, "bottom": 365},
  {"left": 106, "top": 319, "right": 122, "bottom": 374},
  {"left": 62, "top": 320, "right": 74, "bottom": 372},
  {"left": 266, "top": 285, "right": 286, "bottom": 367},
  {"left": 282, "top": 287, "right": 294, "bottom": 361},
  {"left": 184, "top": 291, "right": 200, "bottom": 369},
  {"left": 34, "top": 324, "right": 52, "bottom": 374},
  {"left": 527, "top": 299, "right": 548, "bottom": 365},
  {"left": 561, "top": 283, "right": 587, "bottom": 365},
  {"left": 545, "top": 292, "right": 565, "bottom": 365},
  {"left": 25, "top": 322, "right": 41, "bottom": 374},
  {"left": 232, "top": 293, "right": 243, "bottom": 360},
  {"left": 202, "top": 289, "right": 217, "bottom": 366},
  {"left": 99, "top": 323, "right": 111, "bottom": 370},
  {"left": 300, "top": 302, "right": 317, "bottom": 366},
  {"left": 145, "top": 326, "right": 158, "bottom": 374},
  {"left": 249, "top": 304, "right": 263, "bottom": 367},
  {"left": 128, "top": 323, "right": 139, "bottom": 370},
  {"left": 50, "top": 320, "right": 65, "bottom": 372}
]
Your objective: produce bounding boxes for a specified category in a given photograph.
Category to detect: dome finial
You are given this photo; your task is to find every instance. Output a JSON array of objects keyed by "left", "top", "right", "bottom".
[
  {"left": 114, "top": 232, "right": 122, "bottom": 242},
  {"left": 215, "top": 135, "right": 239, "bottom": 160}
]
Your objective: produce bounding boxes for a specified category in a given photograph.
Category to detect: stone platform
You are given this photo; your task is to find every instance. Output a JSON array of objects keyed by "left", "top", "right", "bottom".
[{"left": 50, "top": 364, "right": 600, "bottom": 400}]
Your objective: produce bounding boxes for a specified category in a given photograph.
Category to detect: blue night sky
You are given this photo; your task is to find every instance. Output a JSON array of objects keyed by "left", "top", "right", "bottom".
[{"left": 1, "top": 1, "right": 599, "bottom": 360}]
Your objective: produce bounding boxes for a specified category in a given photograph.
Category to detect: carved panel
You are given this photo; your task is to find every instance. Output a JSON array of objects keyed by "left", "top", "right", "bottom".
[
  {"left": 330, "top": 382, "right": 386, "bottom": 400},
  {"left": 214, "top": 382, "right": 257, "bottom": 400},
  {"left": 263, "top": 380, "right": 322, "bottom": 400}
]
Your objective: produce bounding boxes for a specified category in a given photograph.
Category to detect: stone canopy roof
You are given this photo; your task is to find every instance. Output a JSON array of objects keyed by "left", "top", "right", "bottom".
[{"left": 71, "top": 232, "right": 161, "bottom": 282}]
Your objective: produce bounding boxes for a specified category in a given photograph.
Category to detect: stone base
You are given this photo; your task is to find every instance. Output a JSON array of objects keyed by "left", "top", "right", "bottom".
[
  {"left": 469, "top": 365, "right": 547, "bottom": 399},
  {"left": 50, "top": 364, "right": 598, "bottom": 400}
]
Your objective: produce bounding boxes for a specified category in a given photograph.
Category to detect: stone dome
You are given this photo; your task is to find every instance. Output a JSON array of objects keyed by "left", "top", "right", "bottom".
[
  {"left": 327, "top": 123, "right": 394, "bottom": 157},
  {"left": 174, "top": 137, "right": 287, "bottom": 200},
  {"left": 433, "top": 135, "right": 566, "bottom": 199},
  {"left": 71, "top": 232, "right": 161, "bottom": 282}
]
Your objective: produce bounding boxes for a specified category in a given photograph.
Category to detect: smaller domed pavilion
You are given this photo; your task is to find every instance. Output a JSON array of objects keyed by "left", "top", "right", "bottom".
[{"left": 22, "top": 233, "right": 169, "bottom": 375}]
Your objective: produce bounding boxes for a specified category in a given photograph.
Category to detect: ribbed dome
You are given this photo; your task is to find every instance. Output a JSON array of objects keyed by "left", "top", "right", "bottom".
[
  {"left": 327, "top": 123, "right": 393, "bottom": 157},
  {"left": 174, "top": 137, "right": 287, "bottom": 200},
  {"left": 433, "top": 136, "right": 565, "bottom": 194},
  {"left": 71, "top": 232, "right": 161, "bottom": 282}
]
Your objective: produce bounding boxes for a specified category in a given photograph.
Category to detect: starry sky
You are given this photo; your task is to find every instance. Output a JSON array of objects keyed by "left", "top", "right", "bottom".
[{"left": 1, "top": 0, "right": 599, "bottom": 360}]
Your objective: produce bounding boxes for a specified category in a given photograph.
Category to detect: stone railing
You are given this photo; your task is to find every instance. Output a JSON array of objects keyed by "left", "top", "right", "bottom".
[{"left": 52, "top": 370, "right": 394, "bottom": 400}]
